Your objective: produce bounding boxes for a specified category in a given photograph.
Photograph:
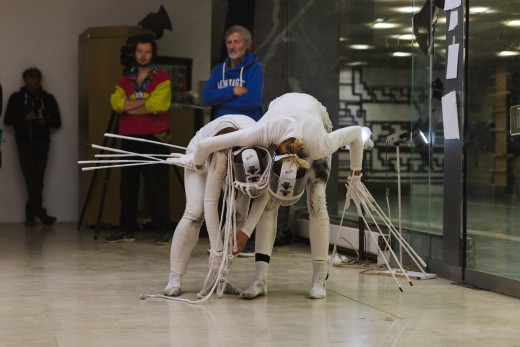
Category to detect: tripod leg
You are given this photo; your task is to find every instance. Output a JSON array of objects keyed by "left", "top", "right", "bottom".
[
  {"left": 78, "top": 111, "right": 118, "bottom": 231},
  {"left": 94, "top": 165, "right": 112, "bottom": 240},
  {"left": 94, "top": 133, "right": 119, "bottom": 240},
  {"left": 77, "top": 169, "right": 99, "bottom": 230}
]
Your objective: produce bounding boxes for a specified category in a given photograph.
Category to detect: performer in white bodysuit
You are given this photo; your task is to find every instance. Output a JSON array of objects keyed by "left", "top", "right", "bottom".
[
  {"left": 163, "top": 114, "right": 269, "bottom": 297},
  {"left": 172, "top": 93, "right": 367, "bottom": 299}
]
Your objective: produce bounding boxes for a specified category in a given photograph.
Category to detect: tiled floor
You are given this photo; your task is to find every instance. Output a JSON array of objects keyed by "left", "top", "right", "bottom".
[{"left": 1, "top": 223, "right": 520, "bottom": 346}]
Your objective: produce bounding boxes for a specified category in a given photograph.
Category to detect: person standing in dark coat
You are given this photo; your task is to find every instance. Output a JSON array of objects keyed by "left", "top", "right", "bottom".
[{"left": 4, "top": 67, "right": 61, "bottom": 225}]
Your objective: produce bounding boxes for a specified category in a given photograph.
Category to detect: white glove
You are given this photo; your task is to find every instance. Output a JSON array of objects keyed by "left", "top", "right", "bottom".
[
  {"left": 169, "top": 152, "right": 184, "bottom": 159},
  {"left": 364, "top": 138, "right": 374, "bottom": 150},
  {"left": 166, "top": 152, "right": 206, "bottom": 172},
  {"left": 361, "top": 126, "right": 374, "bottom": 150},
  {"left": 345, "top": 174, "right": 375, "bottom": 216}
]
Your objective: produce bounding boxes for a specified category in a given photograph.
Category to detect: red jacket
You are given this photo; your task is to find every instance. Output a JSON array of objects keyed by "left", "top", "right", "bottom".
[{"left": 111, "top": 66, "right": 171, "bottom": 135}]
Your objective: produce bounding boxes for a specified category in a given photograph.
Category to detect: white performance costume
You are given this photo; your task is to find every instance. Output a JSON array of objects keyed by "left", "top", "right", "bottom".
[
  {"left": 163, "top": 114, "right": 269, "bottom": 297},
  {"left": 187, "top": 93, "right": 365, "bottom": 299}
]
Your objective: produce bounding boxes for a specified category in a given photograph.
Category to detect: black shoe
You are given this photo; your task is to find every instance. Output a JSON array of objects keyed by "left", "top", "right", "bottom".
[
  {"left": 37, "top": 213, "right": 57, "bottom": 226},
  {"left": 104, "top": 230, "right": 135, "bottom": 243},
  {"left": 156, "top": 230, "right": 172, "bottom": 245}
]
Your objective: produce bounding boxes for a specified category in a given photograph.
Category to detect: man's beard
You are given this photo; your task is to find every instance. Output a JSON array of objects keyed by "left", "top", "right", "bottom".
[{"left": 136, "top": 59, "right": 152, "bottom": 68}]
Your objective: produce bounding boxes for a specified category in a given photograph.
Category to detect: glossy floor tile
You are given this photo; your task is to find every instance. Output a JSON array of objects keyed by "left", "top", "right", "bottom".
[{"left": 1, "top": 223, "right": 519, "bottom": 346}]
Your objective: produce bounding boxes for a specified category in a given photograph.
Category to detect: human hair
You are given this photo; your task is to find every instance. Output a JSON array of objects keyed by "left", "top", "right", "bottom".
[
  {"left": 284, "top": 138, "right": 308, "bottom": 158},
  {"left": 22, "top": 67, "right": 42, "bottom": 81},
  {"left": 132, "top": 35, "right": 158, "bottom": 61},
  {"left": 273, "top": 156, "right": 309, "bottom": 176},
  {"left": 284, "top": 155, "right": 309, "bottom": 170},
  {"left": 224, "top": 25, "right": 252, "bottom": 46}
]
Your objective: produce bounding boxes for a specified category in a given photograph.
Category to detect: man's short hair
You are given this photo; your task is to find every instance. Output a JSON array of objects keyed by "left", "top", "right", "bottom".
[
  {"left": 224, "top": 25, "right": 252, "bottom": 46},
  {"left": 23, "top": 67, "right": 42, "bottom": 81},
  {"left": 132, "top": 34, "right": 158, "bottom": 61}
]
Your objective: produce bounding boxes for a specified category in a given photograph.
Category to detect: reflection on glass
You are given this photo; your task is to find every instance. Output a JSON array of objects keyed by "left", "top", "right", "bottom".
[
  {"left": 334, "top": 0, "right": 444, "bottom": 262},
  {"left": 466, "top": 2, "right": 520, "bottom": 280}
]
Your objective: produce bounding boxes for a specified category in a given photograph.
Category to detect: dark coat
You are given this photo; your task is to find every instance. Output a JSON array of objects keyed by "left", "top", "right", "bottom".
[{"left": 4, "top": 87, "right": 61, "bottom": 142}]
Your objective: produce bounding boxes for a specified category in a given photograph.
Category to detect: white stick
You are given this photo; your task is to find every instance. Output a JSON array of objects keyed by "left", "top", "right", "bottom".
[
  {"left": 368, "top": 200, "right": 428, "bottom": 272},
  {"left": 352, "top": 185, "right": 427, "bottom": 282},
  {"left": 82, "top": 162, "right": 162, "bottom": 171},
  {"left": 397, "top": 145, "right": 402, "bottom": 265},
  {"left": 360, "top": 213, "right": 404, "bottom": 291},
  {"left": 79, "top": 159, "right": 153, "bottom": 164},
  {"left": 95, "top": 153, "right": 172, "bottom": 158},
  {"left": 356, "top": 194, "right": 413, "bottom": 287},
  {"left": 91, "top": 144, "right": 164, "bottom": 162},
  {"left": 355, "top": 183, "right": 428, "bottom": 270},
  {"left": 361, "top": 188, "right": 428, "bottom": 270},
  {"left": 104, "top": 133, "right": 187, "bottom": 151}
]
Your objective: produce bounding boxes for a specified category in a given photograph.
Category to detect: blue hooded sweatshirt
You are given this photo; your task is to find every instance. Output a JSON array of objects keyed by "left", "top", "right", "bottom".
[{"left": 202, "top": 51, "right": 264, "bottom": 121}]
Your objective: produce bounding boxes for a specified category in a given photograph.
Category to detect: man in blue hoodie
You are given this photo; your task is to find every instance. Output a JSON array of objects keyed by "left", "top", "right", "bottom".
[{"left": 202, "top": 25, "right": 264, "bottom": 121}]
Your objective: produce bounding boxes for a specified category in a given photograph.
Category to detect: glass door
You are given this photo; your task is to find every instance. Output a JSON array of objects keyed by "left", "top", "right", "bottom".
[{"left": 465, "top": 1, "right": 520, "bottom": 284}]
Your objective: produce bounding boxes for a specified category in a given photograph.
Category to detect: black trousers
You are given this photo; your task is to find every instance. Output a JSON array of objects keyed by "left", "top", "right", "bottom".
[
  {"left": 119, "top": 136, "right": 170, "bottom": 232},
  {"left": 16, "top": 141, "right": 49, "bottom": 219}
]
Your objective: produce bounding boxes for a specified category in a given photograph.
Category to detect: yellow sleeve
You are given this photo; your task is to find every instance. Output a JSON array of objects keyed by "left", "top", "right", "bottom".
[
  {"left": 145, "top": 80, "right": 172, "bottom": 114},
  {"left": 110, "top": 85, "right": 126, "bottom": 113}
]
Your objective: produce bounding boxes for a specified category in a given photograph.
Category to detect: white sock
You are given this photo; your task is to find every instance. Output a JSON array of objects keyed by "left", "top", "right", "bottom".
[
  {"left": 308, "top": 260, "right": 327, "bottom": 299},
  {"left": 163, "top": 273, "right": 182, "bottom": 296},
  {"left": 240, "top": 261, "right": 269, "bottom": 299}
]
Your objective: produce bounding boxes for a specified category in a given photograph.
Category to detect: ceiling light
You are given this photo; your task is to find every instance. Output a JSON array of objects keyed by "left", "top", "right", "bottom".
[
  {"left": 350, "top": 44, "right": 373, "bottom": 50},
  {"left": 506, "top": 20, "right": 520, "bottom": 27},
  {"left": 393, "top": 52, "right": 412, "bottom": 57},
  {"left": 498, "top": 51, "right": 520, "bottom": 57},
  {"left": 470, "top": 7, "right": 489, "bottom": 14},
  {"left": 339, "top": 37, "right": 349, "bottom": 42},
  {"left": 396, "top": 7, "right": 417, "bottom": 13},
  {"left": 398, "top": 34, "right": 414, "bottom": 40},
  {"left": 348, "top": 61, "right": 368, "bottom": 66},
  {"left": 372, "top": 22, "right": 400, "bottom": 29}
]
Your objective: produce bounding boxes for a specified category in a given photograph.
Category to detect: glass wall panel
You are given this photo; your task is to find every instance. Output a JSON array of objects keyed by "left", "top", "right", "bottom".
[
  {"left": 332, "top": 0, "right": 444, "bottom": 262},
  {"left": 466, "top": 2, "right": 520, "bottom": 280}
]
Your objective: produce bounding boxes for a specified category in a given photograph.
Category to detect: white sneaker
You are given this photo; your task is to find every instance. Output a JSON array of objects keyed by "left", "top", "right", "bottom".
[{"left": 308, "top": 280, "right": 327, "bottom": 299}]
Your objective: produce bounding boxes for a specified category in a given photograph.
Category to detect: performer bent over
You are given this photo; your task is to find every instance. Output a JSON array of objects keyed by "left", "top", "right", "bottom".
[
  {"left": 164, "top": 114, "right": 268, "bottom": 296},
  {"left": 171, "top": 93, "right": 367, "bottom": 299}
]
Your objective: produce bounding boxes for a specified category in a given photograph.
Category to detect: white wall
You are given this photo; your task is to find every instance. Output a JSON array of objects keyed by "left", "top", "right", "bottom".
[{"left": 0, "top": 0, "right": 211, "bottom": 222}]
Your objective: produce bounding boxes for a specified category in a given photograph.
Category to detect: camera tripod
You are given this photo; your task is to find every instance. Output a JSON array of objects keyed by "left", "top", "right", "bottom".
[{"left": 77, "top": 110, "right": 185, "bottom": 240}]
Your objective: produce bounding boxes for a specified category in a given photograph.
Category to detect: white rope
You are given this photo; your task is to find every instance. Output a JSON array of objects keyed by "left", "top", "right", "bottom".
[
  {"left": 104, "top": 133, "right": 187, "bottom": 151},
  {"left": 199, "top": 150, "right": 239, "bottom": 298},
  {"left": 140, "top": 149, "right": 239, "bottom": 304}
]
